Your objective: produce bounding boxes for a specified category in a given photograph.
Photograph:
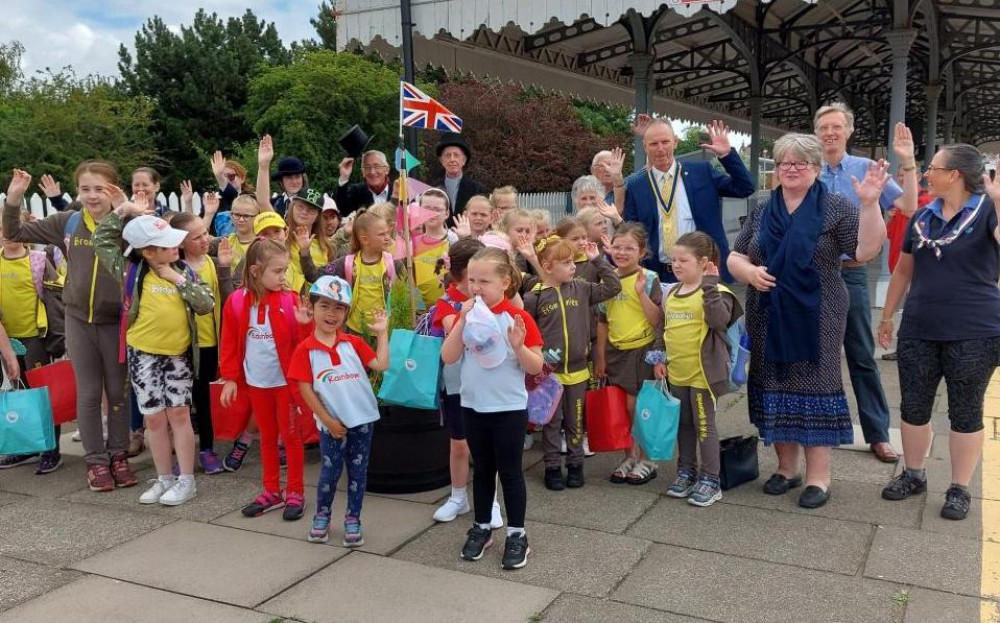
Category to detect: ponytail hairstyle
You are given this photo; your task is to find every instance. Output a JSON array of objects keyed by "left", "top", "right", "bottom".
[
  {"left": 673, "top": 231, "right": 720, "bottom": 266},
  {"left": 350, "top": 210, "right": 388, "bottom": 254},
  {"left": 242, "top": 238, "right": 288, "bottom": 303},
  {"left": 169, "top": 212, "right": 200, "bottom": 259},
  {"left": 534, "top": 235, "right": 576, "bottom": 268},
  {"left": 471, "top": 246, "right": 521, "bottom": 299},
  {"left": 437, "top": 237, "right": 484, "bottom": 279}
]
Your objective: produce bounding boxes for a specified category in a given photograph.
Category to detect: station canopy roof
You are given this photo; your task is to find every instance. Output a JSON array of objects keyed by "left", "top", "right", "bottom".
[{"left": 338, "top": 0, "right": 1000, "bottom": 150}]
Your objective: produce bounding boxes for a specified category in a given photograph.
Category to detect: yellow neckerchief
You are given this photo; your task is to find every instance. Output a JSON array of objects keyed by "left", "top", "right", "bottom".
[{"left": 82, "top": 208, "right": 98, "bottom": 233}]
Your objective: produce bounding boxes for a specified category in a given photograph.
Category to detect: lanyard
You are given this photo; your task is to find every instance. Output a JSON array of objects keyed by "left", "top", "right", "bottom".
[
  {"left": 647, "top": 165, "right": 682, "bottom": 218},
  {"left": 913, "top": 195, "right": 985, "bottom": 260}
]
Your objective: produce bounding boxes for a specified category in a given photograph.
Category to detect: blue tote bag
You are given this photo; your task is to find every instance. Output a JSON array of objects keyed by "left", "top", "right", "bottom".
[
  {"left": 377, "top": 329, "right": 443, "bottom": 410},
  {"left": 633, "top": 379, "right": 681, "bottom": 461},
  {"left": 0, "top": 380, "right": 56, "bottom": 455}
]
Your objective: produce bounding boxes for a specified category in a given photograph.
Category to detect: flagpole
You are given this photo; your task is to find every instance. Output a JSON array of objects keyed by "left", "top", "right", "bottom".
[{"left": 399, "top": 79, "right": 417, "bottom": 327}]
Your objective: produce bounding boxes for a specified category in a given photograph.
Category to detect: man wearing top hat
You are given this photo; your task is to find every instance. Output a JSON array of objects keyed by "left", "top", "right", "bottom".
[
  {"left": 335, "top": 125, "right": 395, "bottom": 218},
  {"left": 433, "top": 133, "right": 488, "bottom": 224}
]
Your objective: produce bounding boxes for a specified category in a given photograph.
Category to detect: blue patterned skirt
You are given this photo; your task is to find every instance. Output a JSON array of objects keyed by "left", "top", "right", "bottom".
[{"left": 748, "top": 384, "right": 854, "bottom": 447}]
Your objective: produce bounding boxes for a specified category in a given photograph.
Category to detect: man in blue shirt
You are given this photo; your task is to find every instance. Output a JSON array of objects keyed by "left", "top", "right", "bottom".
[{"left": 815, "top": 103, "right": 917, "bottom": 463}]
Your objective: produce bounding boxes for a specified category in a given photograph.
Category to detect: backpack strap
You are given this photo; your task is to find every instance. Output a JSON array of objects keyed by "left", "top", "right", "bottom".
[
  {"left": 344, "top": 254, "right": 355, "bottom": 285},
  {"left": 28, "top": 251, "right": 46, "bottom": 299},
  {"left": 383, "top": 252, "right": 397, "bottom": 282},
  {"left": 62, "top": 211, "right": 81, "bottom": 250}
]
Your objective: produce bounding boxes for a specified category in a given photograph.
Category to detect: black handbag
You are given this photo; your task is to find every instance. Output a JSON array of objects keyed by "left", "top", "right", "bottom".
[{"left": 719, "top": 435, "right": 759, "bottom": 491}]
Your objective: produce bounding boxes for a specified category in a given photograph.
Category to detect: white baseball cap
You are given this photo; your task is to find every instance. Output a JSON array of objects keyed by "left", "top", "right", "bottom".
[
  {"left": 122, "top": 215, "right": 188, "bottom": 255},
  {"left": 462, "top": 296, "right": 507, "bottom": 369}
]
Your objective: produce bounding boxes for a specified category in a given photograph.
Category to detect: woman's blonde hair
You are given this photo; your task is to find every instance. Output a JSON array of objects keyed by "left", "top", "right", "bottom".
[{"left": 242, "top": 238, "right": 288, "bottom": 303}]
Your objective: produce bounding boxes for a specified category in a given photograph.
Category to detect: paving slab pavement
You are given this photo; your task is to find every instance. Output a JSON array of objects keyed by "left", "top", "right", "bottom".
[
  {"left": 627, "top": 496, "right": 873, "bottom": 575},
  {"left": 0, "top": 575, "right": 273, "bottom": 623},
  {"left": 0, "top": 455, "right": 94, "bottom": 498},
  {"left": 523, "top": 476, "right": 660, "bottom": 533},
  {"left": 393, "top": 519, "right": 651, "bottom": 598},
  {"left": 613, "top": 543, "right": 905, "bottom": 623},
  {"left": 902, "top": 587, "right": 1000, "bottom": 623},
  {"left": 71, "top": 520, "right": 346, "bottom": 608},
  {"left": 538, "top": 593, "right": 708, "bottom": 623},
  {"left": 0, "top": 497, "right": 172, "bottom": 567},
  {"left": 0, "top": 556, "right": 79, "bottom": 613},
  {"left": 865, "top": 525, "right": 994, "bottom": 598},
  {"left": 212, "top": 487, "right": 437, "bottom": 555},
  {"left": 260, "top": 551, "right": 559, "bottom": 623}
]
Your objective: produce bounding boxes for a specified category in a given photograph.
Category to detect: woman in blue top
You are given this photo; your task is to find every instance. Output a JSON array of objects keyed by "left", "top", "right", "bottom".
[{"left": 878, "top": 144, "right": 1000, "bottom": 522}]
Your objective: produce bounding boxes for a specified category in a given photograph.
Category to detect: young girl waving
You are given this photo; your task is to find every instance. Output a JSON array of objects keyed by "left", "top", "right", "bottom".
[
  {"left": 172, "top": 211, "right": 234, "bottom": 475},
  {"left": 431, "top": 239, "right": 502, "bottom": 529},
  {"left": 287, "top": 276, "right": 389, "bottom": 546},
  {"left": 414, "top": 189, "right": 458, "bottom": 309},
  {"left": 306, "top": 211, "right": 403, "bottom": 339},
  {"left": 657, "top": 232, "right": 742, "bottom": 507},
  {"left": 219, "top": 239, "right": 313, "bottom": 520},
  {"left": 521, "top": 237, "right": 621, "bottom": 491},
  {"left": 287, "top": 189, "right": 334, "bottom": 293},
  {"left": 95, "top": 212, "right": 215, "bottom": 506},
  {"left": 439, "top": 247, "right": 544, "bottom": 570},
  {"left": 596, "top": 224, "right": 664, "bottom": 485}
]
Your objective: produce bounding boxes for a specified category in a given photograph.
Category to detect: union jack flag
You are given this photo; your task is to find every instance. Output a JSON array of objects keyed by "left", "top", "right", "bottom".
[{"left": 400, "top": 81, "right": 463, "bottom": 133}]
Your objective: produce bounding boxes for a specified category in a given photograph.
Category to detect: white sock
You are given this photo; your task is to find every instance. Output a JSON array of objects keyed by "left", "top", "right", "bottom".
[
  {"left": 492, "top": 495, "right": 500, "bottom": 508},
  {"left": 178, "top": 474, "right": 195, "bottom": 483},
  {"left": 477, "top": 522, "right": 492, "bottom": 531},
  {"left": 451, "top": 486, "right": 467, "bottom": 501},
  {"left": 158, "top": 474, "right": 176, "bottom": 485},
  {"left": 506, "top": 527, "right": 525, "bottom": 537}
]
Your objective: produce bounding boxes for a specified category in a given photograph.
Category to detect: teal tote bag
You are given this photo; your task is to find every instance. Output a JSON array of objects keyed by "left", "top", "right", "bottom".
[
  {"left": 0, "top": 381, "right": 56, "bottom": 455},
  {"left": 377, "top": 329, "right": 443, "bottom": 410},
  {"left": 633, "top": 380, "right": 681, "bottom": 461}
]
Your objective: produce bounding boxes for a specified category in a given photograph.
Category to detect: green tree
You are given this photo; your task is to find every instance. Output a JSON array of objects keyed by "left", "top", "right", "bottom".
[
  {"left": 0, "top": 70, "right": 160, "bottom": 196},
  {"left": 245, "top": 50, "right": 407, "bottom": 192},
  {"left": 300, "top": 2, "right": 337, "bottom": 51},
  {"left": 118, "top": 9, "right": 291, "bottom": 188},
  {"left": 0, "top": 41, "right": 24, "bottom": 96},
  {"left": 675, "top": 125, "right": 708, "bottom": 156}
]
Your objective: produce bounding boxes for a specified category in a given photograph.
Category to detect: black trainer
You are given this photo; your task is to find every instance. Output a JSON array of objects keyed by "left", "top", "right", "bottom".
[
  {"left": 460, "top": 525, "right": 493, "bottom": 561},
  {"left": 544, "top": 467, "right": 565, "bottom": 491},
  {"left": 941, "top": 486, "right": 972, "bottom": 521},
  {"left": 881, "top": 471, "right": 927, "bottom": 501},
  {"left": 565, "top": 465, "right": 584, "bottom": 488},
  {"left": 501, "top": 533, "right": 530, "bottom": 570}
]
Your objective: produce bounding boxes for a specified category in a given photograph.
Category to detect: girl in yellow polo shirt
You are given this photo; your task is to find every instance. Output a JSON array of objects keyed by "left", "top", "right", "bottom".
[
  {"left": 596, "top": 224, "right": 664, "bottom": 486},
  {"left": 413, "top": 189, "right": 458, "bottom": 309},
  {"left": 173, "top": 212, "right": 234, "bottom": 476},
  {"left": 211, "top": 194, "right": 258, "bottom": 276},
  {"left": 286, "top": 189, "right": 333, "bottom": 294},
  {"left": 657, "top": 231, "right": 741, "bottom": 509},
  {"left": 94, "top": 212, "right": 215, "bottom": 507}
]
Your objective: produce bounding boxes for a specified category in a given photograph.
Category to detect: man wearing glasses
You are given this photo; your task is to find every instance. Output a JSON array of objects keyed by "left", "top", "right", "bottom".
[
  {"left": 335, "top": 150, "right": 395, "bottom": 217},
  {"left": 815, "top": 102, "right": 917, "bottom": 464}
]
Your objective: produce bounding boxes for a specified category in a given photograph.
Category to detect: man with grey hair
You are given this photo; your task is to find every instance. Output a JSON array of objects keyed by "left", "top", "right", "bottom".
[
  {"left": 336, "top": 149, "right": 395, "bottom": 217},
  {"left": 815, "top": 102, "right": 917, "bottom": 463},
  {"left": 623, "top": 118, "right": 755, "bottom": 282}
]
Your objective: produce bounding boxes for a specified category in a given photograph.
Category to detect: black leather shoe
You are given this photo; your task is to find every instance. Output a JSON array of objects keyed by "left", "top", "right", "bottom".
[
  {"left": 762, "top": 473, "right": 803, "bottom": 495},
  {"left": 544, "top": 467, "right": 565, "bottom": 491},
  {"left": 565, "top": 465, "right": 584, "bottom": 488},
  {"left": 798, "top": 485, "right": 830, "bottom": 509}
]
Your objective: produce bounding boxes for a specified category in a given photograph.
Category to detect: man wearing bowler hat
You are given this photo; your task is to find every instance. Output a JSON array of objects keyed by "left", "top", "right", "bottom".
[
  {"left": 335, "top": 125, "right": 395, "bottom": 217},
  {"left": 433, "top": 133, "right": 487, "bottom": 223}
]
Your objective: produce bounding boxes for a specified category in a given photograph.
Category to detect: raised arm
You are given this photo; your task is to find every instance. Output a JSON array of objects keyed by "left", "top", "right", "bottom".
[
  {"left": 891, "top": 123, "right": 919, "bottom": 217},
  {"left": 255, "top": 135, "right": 274, "bottom": 213},
  {"left": 852, "top": 160, "right": 891, "bottom": 262}
]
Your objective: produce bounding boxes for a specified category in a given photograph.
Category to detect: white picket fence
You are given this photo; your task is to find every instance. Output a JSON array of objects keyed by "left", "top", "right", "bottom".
[
  {"left": 519, "top": 191, "right": 572, "bottom": 221},
  {"left": 0, "top": 192, "right": 208, "bottom": 219}
]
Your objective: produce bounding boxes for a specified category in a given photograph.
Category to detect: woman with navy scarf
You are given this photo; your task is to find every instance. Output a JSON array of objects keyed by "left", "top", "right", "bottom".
[{"left": 728, "top": 133, "right": 889, "bottom": 509}]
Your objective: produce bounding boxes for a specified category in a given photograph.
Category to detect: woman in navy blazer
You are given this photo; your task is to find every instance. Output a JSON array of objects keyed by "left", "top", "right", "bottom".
[{"left": 623, "top": 120, "right": 755, "bottom": 282}]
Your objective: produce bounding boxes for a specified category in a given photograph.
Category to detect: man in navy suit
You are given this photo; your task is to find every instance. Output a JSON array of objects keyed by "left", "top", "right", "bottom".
[{"left": 623, "top": 119, "right": 755, "bottom": 282}]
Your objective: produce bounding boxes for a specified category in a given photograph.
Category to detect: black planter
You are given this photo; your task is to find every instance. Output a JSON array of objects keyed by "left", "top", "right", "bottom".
[{"left": 367, "top": 404, "right": 450, "bottom": 494}]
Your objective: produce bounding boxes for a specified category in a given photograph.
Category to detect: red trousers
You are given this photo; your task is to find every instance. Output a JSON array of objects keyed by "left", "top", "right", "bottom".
[{"left": 247, "top": 386, "right": 305, "bottom": 496}]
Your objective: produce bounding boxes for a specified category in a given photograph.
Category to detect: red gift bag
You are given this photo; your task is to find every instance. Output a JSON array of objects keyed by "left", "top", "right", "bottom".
[
  {"left": 210, "top": 382, "right": 253, "bottom": 441},
  {"left": 25, "top": 360, "right": 76, "bottom": 425},
  {"left": 585, "top": 384, "right": 633, "bottom": 452}
]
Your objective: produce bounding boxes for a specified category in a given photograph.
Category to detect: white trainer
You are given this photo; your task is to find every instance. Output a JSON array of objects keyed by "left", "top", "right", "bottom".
[
  {"left": 433, "top": 497, "right": 470, "bottom": 522},
  {"left": 139, "top": 478, "right": 175, "bottom": 504},
  {"left": 490, "top": 499, "right": 504, "bottom": 529},
  {"left": 523, "top": 432, "right": 534, "bottom": 451},
  {"left": 159, "top": 478, "right": 197, "bottom": 506},
  {"left": 583, "top": 434, "right": 595, "bottom": 457}
]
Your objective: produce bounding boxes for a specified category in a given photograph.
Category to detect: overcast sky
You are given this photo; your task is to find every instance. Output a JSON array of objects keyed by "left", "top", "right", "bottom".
[{"left": 8, "top": 1, "right": 318, "bottom": 79}]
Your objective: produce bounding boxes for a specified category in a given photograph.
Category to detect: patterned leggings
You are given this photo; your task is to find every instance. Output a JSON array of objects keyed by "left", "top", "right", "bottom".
[
  {"left": 898, "top": 337, "right": 1000, "bottom": 434},
  {"left": 316, "top": 423, "right": 373, "bottom": 520}
]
